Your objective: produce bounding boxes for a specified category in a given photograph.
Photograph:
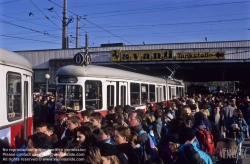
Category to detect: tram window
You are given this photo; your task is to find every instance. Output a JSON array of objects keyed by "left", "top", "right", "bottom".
[
  {"left": 163, "top": 86, "right": 166, "bottom": 100},
  {"left": 141, "top": 84, "right": 148, "bottom": 104},
  {"left": 149, "top": 84, "right": 155, "bottom": 102},
  {"left": 130, "top": 83, "right": 139, "bottom": 105},
  {"left": 7, "top": 72, "right": 22, "bottom": 121},
  {"left": 56, "top": 85, "right": 83, "bottom": 110},
  {"left": 85, "top": 80, "right": 102, "bottom": 109},
  {"left": 107, "top": 85, "right": 114, "bottom": 107}
]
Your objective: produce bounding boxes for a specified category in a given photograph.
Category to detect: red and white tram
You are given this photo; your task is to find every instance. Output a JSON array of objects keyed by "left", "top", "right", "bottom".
[
  {"left": 55, "top": 55, "right": 185, "bottom": 117},
  {"left": 0, "top": 48, "right": 33, "bottom": 148}
]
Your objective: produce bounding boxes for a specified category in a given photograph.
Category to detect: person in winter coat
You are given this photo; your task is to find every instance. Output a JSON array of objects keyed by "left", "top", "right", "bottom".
[
  {"left": 174, "top": 127, "right": 213, "bottom": 164},
  {"left": 114, "top": 126, "right": 141, "bottom": 164},
  {"left": 226, "top": 109, "right": 248, "bottom": 155},
  {"left": 61, "top": 116, "right": 80, "bottom": 141}
]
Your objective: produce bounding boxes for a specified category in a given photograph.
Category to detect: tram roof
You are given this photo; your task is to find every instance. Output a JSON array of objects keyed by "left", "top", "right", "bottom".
[
  {"left": 57, "top": 64, "right": 169, "bottom": 84},
  {"left": 0, "top": 48, "right": 32, "bottom": 70}
]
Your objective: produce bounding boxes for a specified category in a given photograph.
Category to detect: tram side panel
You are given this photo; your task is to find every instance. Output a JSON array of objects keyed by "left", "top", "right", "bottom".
[{"left": 0, "top": 65, "right": 33, "bottom": 148}]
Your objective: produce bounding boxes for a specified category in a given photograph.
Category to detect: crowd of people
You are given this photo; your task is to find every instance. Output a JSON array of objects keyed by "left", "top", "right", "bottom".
[{"left": 1, "top": 93, "right": 250, "bottom": 164}]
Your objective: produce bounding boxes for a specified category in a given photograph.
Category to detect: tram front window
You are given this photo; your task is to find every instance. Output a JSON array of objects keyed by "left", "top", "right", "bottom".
[{"left": 56, "top": 85, "right": 82, "bottom": 110}]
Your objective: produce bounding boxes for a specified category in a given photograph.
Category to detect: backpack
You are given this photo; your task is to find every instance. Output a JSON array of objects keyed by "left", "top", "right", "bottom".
[
  {"left": 138, "top": 130, "right": 158, "bottom": 158},
  {"left": 196, "top": 127, "right": 215, "bottom": 154}
]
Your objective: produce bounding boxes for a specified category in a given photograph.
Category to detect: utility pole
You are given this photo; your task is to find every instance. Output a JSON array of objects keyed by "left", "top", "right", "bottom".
[
  {"left": 76, "top": 15, "right": 79, "bottom": 48},
  {"left": 62, "top": 0, "right": 67, "bottom": 49},
  {"left": 85, "top": 33, "right": 88, "bottom": 54}
]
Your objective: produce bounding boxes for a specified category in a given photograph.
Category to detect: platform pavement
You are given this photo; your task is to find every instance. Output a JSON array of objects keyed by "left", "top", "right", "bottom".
[{"left": 210, "top": 138, "right": 250, "bottom": 164}]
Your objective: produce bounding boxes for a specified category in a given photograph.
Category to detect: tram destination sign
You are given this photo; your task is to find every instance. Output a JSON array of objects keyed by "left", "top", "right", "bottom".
[
  {"left": 176, "top": 51, "right": 225, "bottom": 60},
  {"left": 111, "top": 50, "right": 173, "bottom": 62}
]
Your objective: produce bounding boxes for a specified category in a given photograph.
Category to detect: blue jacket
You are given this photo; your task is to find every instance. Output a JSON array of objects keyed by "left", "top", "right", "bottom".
[
  {"left": 176, "top": 141, "right": 212, "bottom": 164},
  {"left": 226, "top": 116, "right": 248, "bottom": 144},
  {"left": 191, "top": 140, "right": 213, "bottom": 164}
]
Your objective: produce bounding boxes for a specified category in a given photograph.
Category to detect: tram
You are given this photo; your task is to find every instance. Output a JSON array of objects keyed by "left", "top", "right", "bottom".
[
  {"left": 55, "top": 53, "right": 185, "bottom": 117},
  {"left": 0, "top": 48, "right": 33, "bottom": 148}
]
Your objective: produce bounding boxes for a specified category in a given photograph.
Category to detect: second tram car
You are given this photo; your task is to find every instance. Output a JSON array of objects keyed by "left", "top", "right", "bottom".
[
  {"left": 0, "top": 48, "right": 33, "bottom": 148},
  {"left": 55, "top": 64, "right": 185, "bottom": 115}
]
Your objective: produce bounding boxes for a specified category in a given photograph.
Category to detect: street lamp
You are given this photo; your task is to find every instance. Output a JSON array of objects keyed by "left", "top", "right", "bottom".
[{"left": 45, "top": 74, "right": 50, "bottom": 94}]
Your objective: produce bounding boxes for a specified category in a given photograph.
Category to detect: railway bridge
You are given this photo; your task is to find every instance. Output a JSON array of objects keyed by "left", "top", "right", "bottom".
[{"left": 15, "top": 40, "right": 250, "bottom": 92}]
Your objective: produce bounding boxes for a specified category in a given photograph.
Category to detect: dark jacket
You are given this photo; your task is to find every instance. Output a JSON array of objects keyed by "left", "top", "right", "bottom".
[
  {"left": 40, "top": 103, "right": 48, "bottom": 121},
  {"left": 116, "top": 143, "right": 140, "bottom": 164},
  {"left": 63, "top": 127, "right": 78, "bottom": 142}
]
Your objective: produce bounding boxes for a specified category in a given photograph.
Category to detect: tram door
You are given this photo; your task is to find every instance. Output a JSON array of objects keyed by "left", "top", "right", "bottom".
[
  {"left": 118, "top": 82, "right": 128, "bottom": 107},
  {"left": 106, "top": 82, "right": 116, "bottom": 108},
  {"left": 157, "top": 86, "right": 163, "bottom": 102},
  {"left": 23, "top": 75, "right": 31, "bottom": 143}
]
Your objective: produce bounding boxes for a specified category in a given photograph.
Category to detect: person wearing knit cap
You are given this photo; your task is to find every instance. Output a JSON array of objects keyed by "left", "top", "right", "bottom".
[
  {"left": 176, "top": 127, "right": 213, "bottom": 164},
  {"left": 162, "top": 134, "right": 180, "bottom": 164},
  {"left": 169, "top": 134, "right": 180, "bottom": 153}
]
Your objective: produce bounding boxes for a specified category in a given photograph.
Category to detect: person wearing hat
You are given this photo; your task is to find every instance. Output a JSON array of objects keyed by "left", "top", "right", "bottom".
[
  {"left": 160, "top": 134, "right": 180, "bottom": 164},
  {"left": 176, "top": 127, "right": 213, "bottom": 164},
  {"left": 169, "top": 133, "right": 180, "bottom": 154}
]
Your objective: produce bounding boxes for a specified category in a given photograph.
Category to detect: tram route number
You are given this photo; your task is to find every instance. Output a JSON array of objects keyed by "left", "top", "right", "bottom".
[{"left": 73, "top": 52, "right": 91, "bottom": 66}]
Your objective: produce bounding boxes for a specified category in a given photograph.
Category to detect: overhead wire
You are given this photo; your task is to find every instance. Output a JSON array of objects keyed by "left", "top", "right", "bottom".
[
  {"left": 0, "top": 34, "right": 61, "bottom": 44},
  {"left": 0, "top": 0, "right": 23, "bottom": 5},
  {"left": 0, "top": 14, "right": 59, "bottom": 30},
  {"left": 48, "top": 0, "right": 137, "bottom": 46},
  {"left": 0, "top": 19, "right": 61, "bottom": 39},
  {"left": 29, "top": 0, "right": 61, "bottom": 30},
  {"left": 1, "top": 0, "right": 248, "bottom": 54},
  {"left": 81, "top": 1, "right": 250, "bottom": 18},
  {"left": 47, "top": 0, "right": 250, "bottom": 48}
]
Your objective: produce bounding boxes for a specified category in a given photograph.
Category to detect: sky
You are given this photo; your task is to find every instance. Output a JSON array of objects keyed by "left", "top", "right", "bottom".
[{"left": 0, "top": 0, "right": 250, "bottom": 51}]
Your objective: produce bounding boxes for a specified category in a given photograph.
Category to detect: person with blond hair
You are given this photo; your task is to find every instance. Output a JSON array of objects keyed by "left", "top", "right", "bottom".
[{"left": 85, "top": 146, "right": 102, "bottom": 164}]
